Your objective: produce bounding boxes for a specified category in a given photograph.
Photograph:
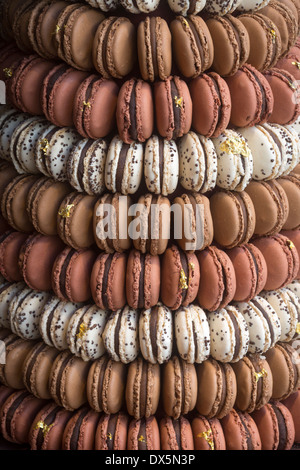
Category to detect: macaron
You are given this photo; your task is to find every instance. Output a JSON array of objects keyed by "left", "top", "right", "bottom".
[
  {"left": 126, "top": 250, "right": 160, "bottom": 310},
  {"left": 162, "top": 356, "right": 197, "bottom": 419},
  {"left": 92, "top": 16, "right": 136, "bottom": 79},
  {"left": 39, "top": 295, "right": 81, "bottom": 351},
  {"left": 56, "top": 4, "right": 104, "bottom": 71},
  {"left": 62, "top": 407, "right": 101, "bottom": 450},
  {"left": 231, "top": 354, "right": 273, "bottom": 413},
  {"left": 137, "top": 16, "right": 172, "bottom": 82},
  {"left": 73, "top": 75, "right": 119, "bottom": 140},
  {"left": 195, "top": 358, "right": 237, "bottom": 419},
  {"left": 277, "top": 175, "right": 300, "bottom": 230},
  {"left": 0, "top": 231, "right": 28, "bottom": 282},
  {"left": 0, "top": 160, "right": 18, "bottom": 200},
  {"left": 173, "top": 192, "right": 214, "bottom": 253},
  {"left": 93, "top": 193, "right": 132, "bottom": 254},
  {"left": 0, "top": 385, "right": 15, "bottom": 411},
  {"left": 1, "top": 174, "right": 40, "bottom": 233},
  {"left": 88, "top": 0, "right": 118, "bottom": 12},
  {"left": 260, "top": 288, "right": 300, "bottom": 342},
  {"left": 282, "top": 390, "right": 300, "bottom": 444},
  {"left": 49, "top": 350, "right": 91, "bottom": 411},
  {"left": 205, "top": 0, "right": 242, "bottom": 15},
  {"left": 225, "top": 64, "right": 274, "bottom": 128},
  {"left": 192, "top": 415, "right": 226, "bottom": 451},
  {"left": 233, "top": 296, "right": 282, "bottom": 354},
  {"left": 26, "top": 177, "right": 72, "bottom": 236},
  {"left": 212, "top": 129, "right": 254, "bottom": 192},
  {"left": 90, "top": 252, "right": 127, "bottom": 312},
  {"left": 94, "top": 412, "right": 129, "bottom": 451},
  {"left": 66, "top": 138, "right": 108, "bottom": 196},
  {"left": 33, "top": 123, "right": 60, "bottom": 177},
  {"left": 87, "top": 356, "right": 127, "bottom": 414},
  {"left": 0, "top": 336, "right": 36, "bottom": 389},
  {"left": 102, "top": 307, "right": 140, "bottom": 364},
  {"left": 238, "top": 13, "right": 282, "bottom": 71},
  {"left": 252, "top": 234, "right": 300, "bottom": 291},
  {"left": 144, "top": 135, "right": 179, "bottom": 196},
  {"left": 127, "top": 416, "right": 160, "bottom": 451},
  {"left": 282, "top": 229, "right": 300, "bottom": 279},
  {"left": 206, "top": 14, "right": 250, "bottom": 77},
  {"left": 154, "top": 76, "right": 193, "bottom": 141},
  {"left": 207, "top": 305, "right": 250, "bottom": 363},
  {"left": 0, "top": 390, "right": 47, "bottom": 445},
  {"left": 42, "top": 64, "right": 89, "bottom": 127},
  {"left": 57, "top": 192, "right": 98, "bottom": 250},
  {"left": 264, "top": 68, "right": 300, "bottom": 125},
  {"left": 275, "top": 51, "right": 300, "bottom": 82},
  {"left": 0, "top": 282, "right": 26, "bottom": 330},
  {"left": 220, "top": 409, "right": 262, "bottom": 450},
  {"left": 189, "top": 72, "right": 232, "bottom": 138},
  {"left": 133, "top": 193, "right": 171, "bottom": 256},
  {"left": 160, "top": 416, "right": 194, "bottom": 450},
  {"left": 161, "top": 245, "right": 200, "bottom": 311},
  {"left": 8, "top": 286, "right": 50, "bottom": 340},
  {"left": 18, "top": 233, "right": 65, "bottom": 291},
  {"left": 105, "top": 136, "right": 144, "bottom": 195},
  {"left": 170, "top": 15, "right": 214, "bottom": 79},
  {"left": 174, "top": 303, "right": 210, "bottom": 365},
  {"left": 197, "top": 246, "right": 236, "bottom": 312},
  {"left": 120, "top": 0, "right": 160, "bottom": 13},
  {"left": 139, "top": 303, "right": 173, "bottom": 365},
  {"left": 52, "top": 247, "right": 97, "bottom": 303},
  {"left": 226, "top": 243, "right": 268, "bottom": 302},
  {"left": 209, "top": 190, "right": 256, "bottom": 249},
  {"left": 126, "top": 357, "right": 160, "bottom": 420},
  {"left": 251, "top": 401, "right": 295, "bottom": 450},
  {"left": 22, "top": 341, "right": 60, "bottom": 399},
  {"left": 236, "top": 0, "right": 271, "bottom": 11},
  {"left": 168, "top": 0, "right": 207, "bottom": 15},
  {"left": 178, "top": 132, "right": 218, "bottom": 194},
  {"left": 116, "top": 78, "right": 154, "bottom": 144},
  {"left": 265, "top": 342, "right": 300, "bottom": 400},
  {"left": 238, "top": 125, "right": 282, "bottom": 181},
  {"left": 0, "top": 110, "right": 30, "bottom": 161},
  {"left": 11, "top": 2, "right": 37, "bottom": 53},
  {"left": 29, "top": 402, "right": 73, "bottom": 451},
  {"left": 66, "top": 304, "right": 109, "bottom": 362}
]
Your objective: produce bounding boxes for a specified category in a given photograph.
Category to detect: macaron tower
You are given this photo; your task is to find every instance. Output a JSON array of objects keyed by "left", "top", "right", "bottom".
[{"left": 0, "top": 0, "right": 300, "bottom": 453}]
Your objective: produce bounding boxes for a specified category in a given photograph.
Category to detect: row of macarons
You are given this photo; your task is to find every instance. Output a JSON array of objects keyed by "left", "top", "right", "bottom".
[
  {"left": 0, "top": 224, "right": 300, "bottom": 313},
  {"left": 0, "top": 323, "right": 299, "bottom": 421},
  {"left": 3, "top": 50, "right": 300, "bottom": 144},
  {"left": 0, "top": 384, "right": 299, "bottom": 451},
  {"left": 1, "top": 271, "right": 300, "bottom": 366},
  {"left": 2, "top": 105, "right": 300, "bottom": 198},
  {"left": 2, "top": 1, "right": 298, "bottom": 80}
]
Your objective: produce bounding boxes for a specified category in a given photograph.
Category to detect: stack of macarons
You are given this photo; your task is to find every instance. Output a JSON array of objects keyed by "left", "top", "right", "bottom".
[{"left": 1, "top": 0, "right": 300, "bottom": 452}]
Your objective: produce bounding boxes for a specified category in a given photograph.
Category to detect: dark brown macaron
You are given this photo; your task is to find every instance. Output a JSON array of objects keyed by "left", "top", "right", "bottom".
[
  {"left": 0, "top": 336, "right": 36, "bottom": 390},
  {"left": 161, "top": 245, "right": 200, "bottom": 311},
  {"left": 27, "top": 0, "right": 55, "bottom": 56},
  {"left": 127, "top": 416, "right": 160, "bottom": 451},
  {"left": 0, "top": 390, "right": 47, "bottom": 445},
  {"left": 87, "top": 355, "right": 127, "bottom": 415},
  {"left": 18, "top": 232, "right": 65, "bottom": 292},
  {"left": 57, "top": 192, "right": 98, "bottom": 250},
  {"left": 11, "top": 0, "right": 37, "bottom": 53},
  {"left": 52, "top": 246, "right": 97, "bottom": 303},
  {"left": 73, "top": 75, "right": 119, "bottom": 140},
  {"left": 126, "top": 357, "right": 161, "bottom": 420},
  {"left": 62, "top": 407, "right": 101, "bottom": 450},
  {"left": 90, "top": 251, "right": 127, "bottom": 312},
  {"left": 95, "top": 412, "right": 129, "bottom": 451},
  {"left": 42, "top": 63, "right": 89, "bottom": 127},
  {"left": 1, "top": 174, "right": 40, "bottom": 233},
  {"left": 29, "top": 402, "right": 73, "bottom": 450},
  {"left": 27, "top": 177, "right": 73, "bottom": 237},
  {"left": 0, "top": 231, "right": 28, "bottom": 282},
  {"left": 160, "top": 416, "right": 194, "bottom": 450}
]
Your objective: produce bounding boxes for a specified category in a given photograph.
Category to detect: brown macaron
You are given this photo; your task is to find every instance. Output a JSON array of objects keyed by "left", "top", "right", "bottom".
[
  {"left": 192, "top": 415, "right": 226, "bottom": 451},
  {"left": 127, "top": 416, "right": 160, "bottom": 451},
  {"left": 0, "top": 231, "right": 28, "bottom": 282},
  {"left": 62, "top": 407, "right": 101, "bottom": 450},
  {"left": 277, "top": 175, "right": 300, "bottom": 231},
  {"left": 95, "top": 412, "right": 129, "bottom": 451},
  {"left": 160, "top": 416, "right": 194, "bottom": 451},
  {"left": 0, "top": 336, "right": 36, "bottom": 390}
]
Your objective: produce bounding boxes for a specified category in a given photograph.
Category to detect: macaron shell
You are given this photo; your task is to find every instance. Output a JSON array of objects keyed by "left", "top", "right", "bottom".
[
  {"left": 221, "top": 409, "right": 261, "bottom": 450},
  {"left": 127, "top": 416, "right": 160, "bottom": 451},
  {"left": 3, "top": 339, "right": 36, "bottom": 389},
  {"left": 94, "top": 413, "right": 129, "bottom": 450},
  {"left": 278, "top": 176, "right": 300, "bottom": 230},
  {"left": 281, "top": 229, "right": 300, "bottom": 279},
  {"left": 282, "top": 391, "right": 300, "bottom": 443},
  {"left": 0, "top": 231, "right": 27, "bottom": 282},
  {"left": 160, "top": 416, "right": 194, "bottom": 450},
  {"left": 192, "top": 416, "right": 226, "bottom": 451},
  {"left": 62, "top": 408, "right": 100, "bottom": 450},
  {"left": 36, "top": 1, "right": 69, "bottom": 59},
  {"left": 265, "top": 343, "right": 300, "bottom": 400}
]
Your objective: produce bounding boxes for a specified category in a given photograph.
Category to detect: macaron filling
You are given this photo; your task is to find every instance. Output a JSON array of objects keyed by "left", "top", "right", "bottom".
[
  {"left": 271, "top": 404, "right": 287, "bottom": 451},
  {"left": 149, "top": 306, "right": 159, "bottom": 359},
  {"left": 5, "top": 391, "right": 29, "bottom": 439},
  {"left": 76, "top": 140, "right": 93, "bottom": 190},
  {"left": 251, "top": 299, "right": 275, "bottom": 345},
  {"left": 81, "top": 77, "right": 99, "bottom": 131},
  {"left": 106, "top": 414, "right": 119, "bottom": 450},
  {"left": 138, "top": 419, "right": 148, "bottom": 450},
  {"left": 170, "top": 80, "right": 183, "bottom": 139},
  {"left": 185, "top": 18, "right": 204, "bottom": 66},
  {"left": 173, "top": 419, "right": 182, "bottom": 449},
  {"left": 227, "top": 310, "right": 241, "bottom": 361},
  {"left": 149, "top": 18, "right": 158, "bottom": 77},
  {"left": 59, "top": 251, "right": 75, "bottom": 300},
  {"left": 55, "top": 355, "right": 72, "bottom": 405},
  {"left": 36, "top": 406, "right": 61, "bottom": 450},
  {"left": 24, "top": 343, "right": 48, "bottom": 388},
  {"left": 138, "top": 254, "right": 145, "bottom": 309},
  {"left": 179, "top": 251, "right": 189, "bottom": 303},
  {"left": 45, "top": 300, "right": 60, "bottom": 344},
  {"left": 129, "top": 82, "right": 138, "bottom": 141},
  {"left": 69, "top": 408, "right": 88, "bottom": 450},
  {"left": 97, "top": 357, "right": 109, "bottom": 409},
  {"left": 114, "top": 312, "right": 122, "bottom": 358},
  {"left": 116, "top": 144, "right": 130, "bottom": 193},
  {"left": 216, "top": 365, "right": 227, "bottom": 416},
  {"left": 101, "top": 18, "right": 119, "bottom": 74},
  {"left": 239, "top": 414, "right": 254, "bottom": 450},
  {"left": 140, "top": 362, "right": 148, "bottom": 418}
]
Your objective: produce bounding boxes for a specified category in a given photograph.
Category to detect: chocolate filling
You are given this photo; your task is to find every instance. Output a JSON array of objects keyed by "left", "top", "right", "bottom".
[
  {"left": 59, "top": 250, "right": 75, "bottom": 300},
  {"left": 170, "top": 80, "right": 182, "bottom": 140},
  {"left": 116, "top": 144, "right": 130, "bottom": 193},
  {"left": 251, "top": 356, "right": 263, "bottom": 404},
  {"left": 216, "top": 364, "right": 227, "bottom": 416},
  {"left": 36, "top": 406, "right": 61, "bottom": 450},
  {"left": 114, "top": 311, "right": 123, "bottom": 359},
  {"left": 180, "top": 360, "right": 185, "bottom": 413},
  {"left": 39, "top": 127, "right": 57, "bottom": 168},
  {"left": 223, "top": 17, "right": 241, "bottom": 54},
  {"left": 0, "top": 231, "right": 13, "bottom": 244},
  {"left": 55, "top": 354, "right": 72, "bottom": 405},
  {"left": 188, "top": 0, "right": 198, "bottom": 14},
  {"left": 247, "top": 68, "right": 267, "bottom": 120},
  {"left": 150, "top": 18, "right": 158, "bottom": 78},
  {"left": 97, "top": 357, "right": 109, "bottom": 410},
  {"left": 139, "top": 361, "right": 148, "bottom": 419},
  {"left": 74, "top": 307, "right": 89, "bottom": 352},
  {"left": 192, "top": 320, "right": 199, "bottom": 360},
  {"left": 46, "top": 300, "right": 60, "bottom": 346},
  {"left": 102, "top": 254, "right": 114, "bottom": 310},
  {"left": 179, "top": 251, "right": 189, "bottom": 303},
  {"left": 271, "top": 404, "right": 287, "bottom": 451},
  {"left": 76, "top": 140, "right": 93, "bottom": 190},
  {"left": 246, "top": 245, "right": 260, "bottom": 293},
  {"left": 227, "top": 310, "right": 241, "bottom": 361},
  {"left": 60, "top": 193, "right": 79, "bottom": 238},
  {"left": 239, "top": 414, "right": 253, "bottom": 450},
  {"left": 173, "top": 419, "right": 182, "bottom": 449},
  {"left": 251, "top": 299, "right": 275, "bottom": 345},
  {"left": 129, "top": 81, "right": 137, "bottom": 141},
  {"left": 234, "top": 194, "right": 248, "bottom": 243},
  {"left": 106, "top": 414, "right": 119, "bottom": 450},
  {"left": 149, "top": 305, "right": 159, "bottom": 359},
  {"left": 69, "top": 409, "right": 88, "bottom": 450},
  {"left": 82, "top": 77, "right": 99, "bottom": 131},
  {"left": 5, "top": 391, "right": 28, "bottom": 439},
  {"left": 186, "top": 18, "right": 204, "bottom": 65},
  {"left": 102, "top": 18, "right": 118, "bottom": 74},
  {"left": 158, "top": 138, "right": 164, "bottom": 192},
  {"left": 25, "top": 343, "right": 48, "bottom": 390},
  {"left": 210, "top": 76, "right": 222, "bottom": 127},
  {"left": 138, "top": 254, "right": 145, "bottom": 309},
  {"left": 138, "top": 419, "right": 148, "bottom": 451},
  {"left": 27, "top": 177, "right": 47, "bottom": 214}
]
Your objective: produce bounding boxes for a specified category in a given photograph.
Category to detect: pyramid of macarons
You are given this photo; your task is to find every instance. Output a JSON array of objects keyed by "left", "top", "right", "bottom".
[{"left": 0, "top": 0, "right": 300, "bottom": 452}]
